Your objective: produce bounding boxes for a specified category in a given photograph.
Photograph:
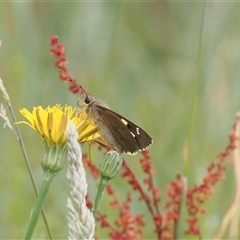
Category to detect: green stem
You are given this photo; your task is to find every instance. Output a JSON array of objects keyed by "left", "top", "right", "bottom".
[
  {"left": 185, "top": 3, "right": 205, "bottom": 176},
  {"left": 92, "top": 176, "right": 109, "bottom": 216},
  {"left": 24, "top": 170, "right": 56, "bottom": 240},
  {"left": 6, "top": 100, "right": 53, "bottom": 239}
]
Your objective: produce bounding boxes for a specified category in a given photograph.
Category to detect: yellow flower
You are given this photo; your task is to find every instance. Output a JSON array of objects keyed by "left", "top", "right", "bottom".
[
  {"left": 17, "top": 104, "right": 102, "bottom": 172},
  {"left": 18, "top": 104, "right": 100, "bottom": 146}
]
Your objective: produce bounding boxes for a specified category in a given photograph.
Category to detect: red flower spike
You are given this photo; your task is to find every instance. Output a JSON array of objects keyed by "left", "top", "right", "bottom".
[
  {"left": 110, "top": 193, "right": 144, "bottom": 240},
  {"left": 106, "top": 185, "right": 121, "bottom": 209},
  {"left": 121, "top": 154, "right": 162, "bottom": 239},
  {"left": 95, "top": 186, "right": 145, "bottom": 240},
  {"left": 85, "top": 195, "right": 93, "bottom": 210},
  {"left": 161, "top": 174, "right": 184, "bottom": 238},
  {"left": 96, "top": 213, "right": 111, "bottom": 228},
  {"left": 50, "top": 36, "right": 58, "bottom": 45},
  {"left": 106, "top": 184, "right": 115, "bottom": 196},
  {"left": 49, "top": 35, "right": 81, "bottom": 94},
  {"left": 81, "top": 114, "right": 237, "bottom": 238},
  {"left": 84, "top": 160, "right": 100, "bottom": 179},
  {"left": 185, "top": 115, "right": 239, "bottom": 236}
]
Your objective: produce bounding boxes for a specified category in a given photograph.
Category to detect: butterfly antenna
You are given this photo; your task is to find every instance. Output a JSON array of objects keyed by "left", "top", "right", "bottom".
[
  {"left": 67, "top": 78, "right": 86, "bottom": 95},
  {"left": 67, "top": 78, "right": 90, "bottom": 104}
]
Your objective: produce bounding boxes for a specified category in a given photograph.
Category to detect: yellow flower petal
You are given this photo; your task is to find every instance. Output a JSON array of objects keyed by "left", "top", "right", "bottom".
[{"left": 17, "top": 105, "right": 101, "bottom": 146}]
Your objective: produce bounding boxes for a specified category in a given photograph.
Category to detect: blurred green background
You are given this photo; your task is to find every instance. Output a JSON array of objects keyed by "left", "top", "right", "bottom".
[{"left": 1, "top": 2, "right": 240, "bottom": 239}]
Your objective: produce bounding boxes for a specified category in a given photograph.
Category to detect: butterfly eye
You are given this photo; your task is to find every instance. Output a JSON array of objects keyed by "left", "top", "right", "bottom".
[{"left": 85, "top": 96, "right": 91, "bottom": 104}]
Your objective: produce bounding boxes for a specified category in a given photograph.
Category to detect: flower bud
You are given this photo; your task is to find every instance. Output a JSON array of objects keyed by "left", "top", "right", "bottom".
[
  {"left": 99, "top": 150, "right": 123, "bottom": 180},
  {"left": 41, "top": 144, "right": 67, "bottom": 173}
]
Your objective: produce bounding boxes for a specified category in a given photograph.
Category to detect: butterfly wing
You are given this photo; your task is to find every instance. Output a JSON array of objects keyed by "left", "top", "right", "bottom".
[{"left": 96, "top": 105, "right": 152, "bottom": 155}]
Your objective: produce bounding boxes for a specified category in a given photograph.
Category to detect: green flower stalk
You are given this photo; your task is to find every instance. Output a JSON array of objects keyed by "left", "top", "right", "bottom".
[
  {"left": 17, "top": 105, "right": 101, "bottom": 239},
  {"left": 92, "top": 150, "right": 123, "bottom": 216}
]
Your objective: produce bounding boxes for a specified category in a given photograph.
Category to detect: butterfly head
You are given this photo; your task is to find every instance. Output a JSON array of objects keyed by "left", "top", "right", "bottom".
[
  {"left": 80, "top": 93, "right": 94, "bottom": 106},
  {"left": 77, "top": 85, "right": 95, "bottom": 107}
]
